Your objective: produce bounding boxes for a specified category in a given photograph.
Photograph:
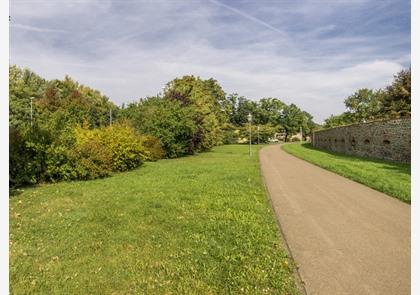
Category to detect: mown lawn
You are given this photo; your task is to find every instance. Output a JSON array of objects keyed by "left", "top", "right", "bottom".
[
  {"left": 282, "top": 143, "right": 411, "bottom": 203},
  {"left": 10, "top": 145, "right": 299, "bottom": 294}
]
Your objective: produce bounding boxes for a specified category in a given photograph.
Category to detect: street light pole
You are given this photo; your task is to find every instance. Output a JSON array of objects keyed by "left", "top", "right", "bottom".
[
  {"left": 109, "top": 109, "right": 113, "bottom": 125},
  {"left": 300, "top": 126, "right": 303, "bottom": 143},
  {"left": 248, "top": 113, "right": 252, "bottom": 157},
  {"left": 279, "top": 108, "right": 284, "bottom": 142}
]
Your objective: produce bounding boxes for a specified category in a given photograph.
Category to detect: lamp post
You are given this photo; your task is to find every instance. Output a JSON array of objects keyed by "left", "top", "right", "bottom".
[
  {"left": 248, "top": 113, "right": 252, "bottom": 156},
  {"left": 279, "top": 108, "right": 284, "bottom": 142},
  {"left": 300, "top": 126, "right": 303, "bottom": 143}
]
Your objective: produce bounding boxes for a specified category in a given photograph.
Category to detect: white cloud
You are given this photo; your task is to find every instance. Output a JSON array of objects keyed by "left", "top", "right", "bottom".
[{"left": 10, "top": 0, "right": 410, "bottom": 123}]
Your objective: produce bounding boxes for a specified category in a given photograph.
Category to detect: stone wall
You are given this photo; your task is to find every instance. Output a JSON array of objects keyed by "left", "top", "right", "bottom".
[{"left": 312, "top": 118, "right": 411, "bottom": 163}]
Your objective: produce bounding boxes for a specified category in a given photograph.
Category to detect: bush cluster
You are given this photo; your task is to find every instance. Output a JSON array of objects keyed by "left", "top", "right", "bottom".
[
  {"left": 10, "top": 121, "right": 162, "bottom": 187},
  {"left": 10, "top": 66, "right": 169, "bottom": 188}
]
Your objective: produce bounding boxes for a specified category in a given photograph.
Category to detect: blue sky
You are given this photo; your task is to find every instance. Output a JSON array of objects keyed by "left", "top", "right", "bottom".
[{"left": 10, "top": 0, "right": 410, "bottom": 122}]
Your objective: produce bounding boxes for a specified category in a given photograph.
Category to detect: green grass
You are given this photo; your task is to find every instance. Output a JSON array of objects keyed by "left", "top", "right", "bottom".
[
  {"left": 10, "top": 145, "right": 299, "bottom": 294},
  {"left": 282, "top": 143, "right": 411, "bottom": 203}
]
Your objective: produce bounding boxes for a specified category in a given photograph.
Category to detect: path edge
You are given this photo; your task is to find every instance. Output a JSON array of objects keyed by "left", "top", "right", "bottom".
[{"left": 258, "top": 144, "right": 308, "bottom": 295}]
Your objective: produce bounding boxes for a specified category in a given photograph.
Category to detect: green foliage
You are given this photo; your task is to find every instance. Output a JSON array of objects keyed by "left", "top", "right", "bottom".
[
  {"left": 36, "top": 76, "right": 117, "bottom": 130},
  {"left": 279, "top": 104, "right": 314, "bottom": 141},
  {"left": 44, "top": 144, "right": 78, "bottom": 182},
  {"left": 10, "top": 127, "right": 42, "bottom": 187},
  {"left": 9, "top": 65, "right": 47, "bottom": 130},
  {"left": 120, "top": 97, "right": 198, "bottom": 158},
  {"left": 98, "top": 123, "right": 146, "bottom": 171},
  {"left": 323, "top": 68, "right": 411, "bottom": 128},
  {"left": 257, "top": 97, "right": 287, "bottom": 125},
  {"left": 120, "top": 75, "right": 228, "bottom": 158},
  {"left": 344, "top": 88, "right": 383, "bottom": 122},
  {"left": 164, "top": 75, "right": 226, "bottom": 151},
  {"left": 324, "top": 113, "right": 355, "bottom": 129},
  {"left": 221, "top": 123, "right": 241, "bottom": 144},
  {"left": 220, "top": 94, "right": 315, "bottom": 140},
  {"left": 381, "top": 68, "right": 411, "bottom": 118},
  {"left": 70, "top": 127, "right": 114, "bottom": 180},
  {"left": 9, "top": 66, "right": 149, "bottom": 187},
  {"left": 139, "top": 135, "right": 165, "bottom": 161},
  {"left": 225, "top": 94, "right": 259, "bottom": 126}
]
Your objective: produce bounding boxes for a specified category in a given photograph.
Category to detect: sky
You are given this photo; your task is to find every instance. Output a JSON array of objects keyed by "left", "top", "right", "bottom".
[{"left": 10, "top": 0, "right": 410, "bottom": 123}]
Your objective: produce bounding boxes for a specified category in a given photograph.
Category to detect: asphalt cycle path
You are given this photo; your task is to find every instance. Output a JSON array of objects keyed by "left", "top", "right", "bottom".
[{"left": 259, "top": 145, "right": 410, "bottom": 295}]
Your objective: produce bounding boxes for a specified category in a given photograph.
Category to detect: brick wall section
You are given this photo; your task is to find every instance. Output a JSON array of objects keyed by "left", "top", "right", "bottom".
[{"left": 312, "top": 118, "right": 411, "bottom": 163}]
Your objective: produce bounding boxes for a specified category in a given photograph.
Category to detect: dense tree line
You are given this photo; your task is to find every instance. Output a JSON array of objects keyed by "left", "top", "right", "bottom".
[
  {"left": 218, "top": 94, "right": 316, "bottom": 142},
  {"left": 10, "top": 66, "right": 316, "bottom": 187},
  {"left": 10, "top": 66, "right": 143, "bottom": 187},
  {"left": 324, "top": 69, "right": 411, "bottom": 128}
]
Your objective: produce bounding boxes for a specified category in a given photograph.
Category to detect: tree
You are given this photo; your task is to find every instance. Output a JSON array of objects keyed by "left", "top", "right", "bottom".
[
  {"left": 381, "top": 68, "right": 411, "bottom": 118},
  {"left": 254, "top": 97, "right": 287, "bottom": 126},
  {"left": 10, "top": 66, "right": 121, "bottom": 187},
  {"left": 301, "top": 111, "right": 316, "bottom": 136},
  {"left": 344, "top": 88, "right": 382, "bottom": 123},
  {"left": 119, "top": 97, "right": 198, "bottom": 158},
  {"left": 323, "top": 68, "right": 411, "bottom": 128},
  {"left": 35, "top": 76, "right": 117, "bottom": 131},
  {"left": 9, "top": 65, "right": 47, "bottom": 130},
  {"left": 324, "top": 113, "right": 354, "bottom": 128},
  {"left": 163, "top": 75, "right": 226, "bottom": 150},
  {"left": 232, "top": 96, "right": 258, "bottom": 126},
  {"left": 280, "top": 104, "right": 303, "bottom": 141}
]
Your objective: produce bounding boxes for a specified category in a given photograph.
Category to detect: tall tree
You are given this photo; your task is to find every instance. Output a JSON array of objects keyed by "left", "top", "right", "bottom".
[
  {"left": 163, "top": 75, "right": 225, "bottom": 150},
  {"left": 256, "top": 97, "right": 286, "bottom": 125},
  {"left": 344, "top": 88, "right": 382, "bottom": 122},
  {"left": 381, "top": 68, "right": 411, "bottom": 118},
  {"left": 280, "top": 104, "right": 303, "bottom": 141},
  {"left": 9, "top": 65, "right": 46, "bottom": 130},
  {"left": 120, "top": 97, "right": 198, "bottom": 158}
]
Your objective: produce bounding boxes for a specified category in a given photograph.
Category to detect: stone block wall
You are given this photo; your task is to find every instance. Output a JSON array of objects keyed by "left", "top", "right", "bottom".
[{"left": 312, "top": 118, "right": 411, "bottom": 163}]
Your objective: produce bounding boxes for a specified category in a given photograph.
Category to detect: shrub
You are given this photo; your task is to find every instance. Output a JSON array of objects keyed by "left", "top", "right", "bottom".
[
  {"left": 71, "top": 132, "right": 113, "bottom": 180},
  {"left": 139, "top": 135, "right": 165, "bottom": 161},
  {"left": 10, "top": 122, "right": 153, "bottom": 187},
  {"left": 44, "top": 144, "right": 78, "bottom": 182},
  {"left": 100, "top": 123, "right": 147, "bottom": 171},
  {"left": 10, "top": 127, "right": 38, "bottom": 187},
  {"left": 74, "top": 122, "right": 147, "bottom": 174},
  {"left": 9, "top": 125, "right": 51, "bottom": 187}
]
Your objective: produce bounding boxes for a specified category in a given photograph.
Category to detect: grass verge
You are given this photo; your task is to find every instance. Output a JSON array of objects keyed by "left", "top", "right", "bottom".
[
  {"left": 10, "top": 145, "right": 299, "bottom": 294},
  {"left": 282, "top": 143, "right": 410, "bottom": 203}
]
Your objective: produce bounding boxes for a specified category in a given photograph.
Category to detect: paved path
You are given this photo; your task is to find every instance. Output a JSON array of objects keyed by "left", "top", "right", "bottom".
[{"left": 259, "top": 145, "right": 410, "bottom": 295}]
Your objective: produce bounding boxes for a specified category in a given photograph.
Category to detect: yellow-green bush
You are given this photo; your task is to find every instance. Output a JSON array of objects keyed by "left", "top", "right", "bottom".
[
  {"left": 139, "top": 135, "right": 165, "bottom": 161},
  {"left": 74, "top": 122, "right": 148, "bottom": 173},
  {"left": 71, "top": 132, "right": 114, "bottom": 180},
  {"left": 11, "top": 122, "right": 159, "bottom": 186}
]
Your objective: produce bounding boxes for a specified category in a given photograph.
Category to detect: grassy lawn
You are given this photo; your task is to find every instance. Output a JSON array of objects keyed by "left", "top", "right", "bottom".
[
  {"left": 10, "top": 145, "right": 299, "bottom": 294},
  {"left": 282, "top": 143, "right": 411, "bottom": 203}
]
